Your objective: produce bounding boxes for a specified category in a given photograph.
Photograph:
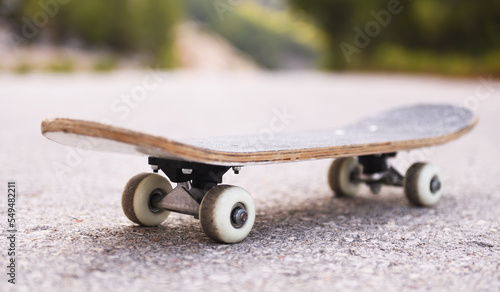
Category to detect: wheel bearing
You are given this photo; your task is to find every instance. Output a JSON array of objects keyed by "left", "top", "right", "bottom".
[
  {"left": 230, "top": 203, "right": 248, "bottom": 228},
  {"left": 148, "top": 189, "right": 167, "bottom": 213},
  {"left": 430, "top": 175, "right": 441, "bottom": 194}
]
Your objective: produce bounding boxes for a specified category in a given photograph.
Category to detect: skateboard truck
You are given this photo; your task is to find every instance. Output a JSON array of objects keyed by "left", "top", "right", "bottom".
[
  {"left": 149, "top": 181, "right": 201, "bottom": 218},
  {"left": 148, "top": 157, "right": 232, "bottom": 218},
  {"left": 120, "top": 157, "right": 255, "bottom": 244},
  {"left": 356, "top": 153, "right": 404, "bottom": 194},
  {"left": 328, "top": 152, "right": 443, "bottom": 210}
]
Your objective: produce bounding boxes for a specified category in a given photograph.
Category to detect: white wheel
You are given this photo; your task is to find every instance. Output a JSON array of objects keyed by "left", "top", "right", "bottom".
[
  {"left": 199, "top": 185, "right": 255, "bottom": 243},
  {"left": 328, "top": 157, "right": 362, "bottom": 197},
  {"left": 122, "top": 173, "right": 172, "bottom": 226},
  {"left": 404, "top": 163, "right": 443, "bottom": 207}
]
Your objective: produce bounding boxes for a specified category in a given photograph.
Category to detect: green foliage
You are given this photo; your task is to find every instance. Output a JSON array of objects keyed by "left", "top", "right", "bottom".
[
  {"left": 14, "top": 62, "right": 34, "bottom": 74},
  {"left": 289, "top": 0, "right": 500, "bottom": 75},
  {"left": 15, "top": 0, "right": 181, "bottom": 68},
  {"left": 45, "top": 58, "right": 75, "bottom": 73},
  {"left": 93, "top": 55, "right": 119, "bottom": 72},
  {"left": 184, "top": 0, "right": 326, "bottom": 69}
]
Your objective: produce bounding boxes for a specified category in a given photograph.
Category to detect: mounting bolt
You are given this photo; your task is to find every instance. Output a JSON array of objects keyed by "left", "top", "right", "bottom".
[
  {"left": 151, "top": 165, "right": 159, "bottom": 173},
  {"left": 182, "top": 168, "right": 193, "bottom": 175},
  {"left": 232, "top": 166, "right": 242, "bottom": 174}
]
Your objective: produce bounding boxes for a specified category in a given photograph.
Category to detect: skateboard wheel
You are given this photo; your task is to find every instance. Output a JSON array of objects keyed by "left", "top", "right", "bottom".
[
  {"left": 328, "top": 157, "right": 362, "bottom": 197},
  {"left": 199, "top": 185, "right": 255, "bottom": 243},
  {"left": 122, "top": 173, "right": 172, "bottom": 226},
  {"left": 404, "top": 163, "right": 443, "bottom": 207}
]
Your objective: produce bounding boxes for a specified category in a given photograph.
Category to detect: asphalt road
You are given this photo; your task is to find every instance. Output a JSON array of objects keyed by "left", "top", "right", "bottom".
[{"left": 1, "top": 71, "right": 499, "bottom": 291}]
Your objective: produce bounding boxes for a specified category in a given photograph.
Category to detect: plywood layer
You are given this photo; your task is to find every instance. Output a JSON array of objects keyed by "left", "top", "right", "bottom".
[{"left": 41, "top": 104, "right": 477, "bottom": 166}]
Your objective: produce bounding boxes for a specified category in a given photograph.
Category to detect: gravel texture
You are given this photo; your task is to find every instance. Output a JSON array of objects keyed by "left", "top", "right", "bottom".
[{"left": 1, "top": 72, "right": 499, "bottom": 291}]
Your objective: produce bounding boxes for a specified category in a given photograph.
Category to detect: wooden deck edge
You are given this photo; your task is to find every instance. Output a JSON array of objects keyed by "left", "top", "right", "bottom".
[{"left": 41, "top": 115, "right": 478, "bottom": 166}]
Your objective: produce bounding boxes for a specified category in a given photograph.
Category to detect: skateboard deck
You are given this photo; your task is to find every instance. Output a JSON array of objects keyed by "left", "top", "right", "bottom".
[
  {"left": 42, "top": 104, "right": 477, "bottom": 166},
  {"left": 41, "top": 104, "right": 477, "bottom": 244}
]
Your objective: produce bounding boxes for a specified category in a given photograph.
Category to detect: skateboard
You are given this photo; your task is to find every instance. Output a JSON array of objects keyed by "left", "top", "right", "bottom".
[{"left": 41, "top": 104, "right": 477, "bottom": 243}]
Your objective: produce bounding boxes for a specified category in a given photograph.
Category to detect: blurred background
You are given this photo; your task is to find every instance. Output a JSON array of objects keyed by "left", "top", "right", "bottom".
[
  {"left": 1, "top": 3, "right": 499, "bottom": 291},
  {"left": 0, "top": 0, "right": 499, "bottom": 76}
]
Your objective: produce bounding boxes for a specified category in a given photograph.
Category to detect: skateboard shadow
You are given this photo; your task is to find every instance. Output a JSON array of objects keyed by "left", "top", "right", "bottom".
[
  {"left": 80, "top": 188, "right": 448, "bottom": 253},
  {"left": 251, "top": 189, "right": 445, "bottom": 236}
]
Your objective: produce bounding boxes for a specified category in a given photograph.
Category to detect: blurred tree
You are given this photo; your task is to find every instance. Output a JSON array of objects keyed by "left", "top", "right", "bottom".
[
  {"left": 183, "top": 0, "right": 325, "bottom": 69},
  {"left": 8, "top": 0, "right": 181, "bottom": 68},
  {"left": 289, "top": 0, "right": 500, "bottom": 75}
]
